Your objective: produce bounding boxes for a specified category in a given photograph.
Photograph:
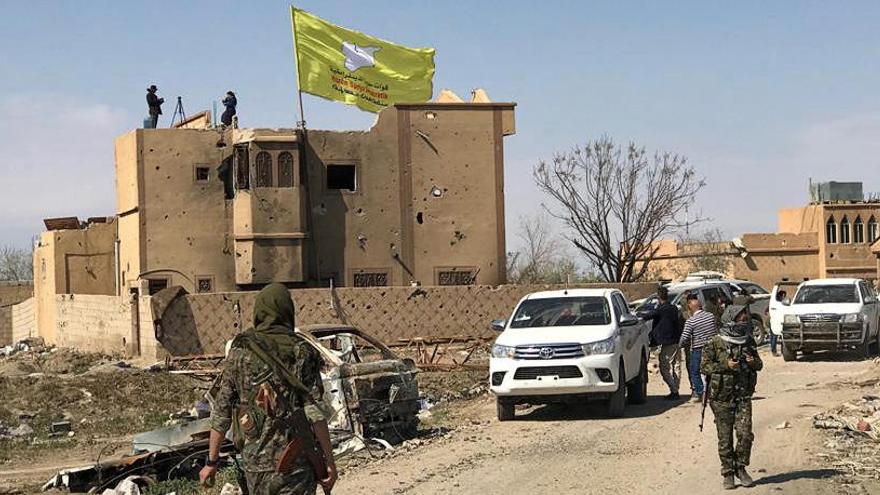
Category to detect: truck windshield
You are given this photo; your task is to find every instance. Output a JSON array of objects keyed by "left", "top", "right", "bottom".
[
  {"left": 793, "top": 285, "right": 859, "bottom": 304},
  {"left": 510, "top": 297, "right": 611, "bottom": 328}
]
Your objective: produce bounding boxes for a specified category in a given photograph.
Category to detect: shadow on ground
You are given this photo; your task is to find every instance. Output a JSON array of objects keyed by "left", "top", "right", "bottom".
[
  {"left": 513, "top": 394, "right": 689, "bottom": 422},
  {"left": 755, "top": 469, "right": 841, "bottom": 486}
]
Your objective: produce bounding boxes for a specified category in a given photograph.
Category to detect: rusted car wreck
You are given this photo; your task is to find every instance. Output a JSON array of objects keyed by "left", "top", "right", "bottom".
[{"left": 296, "top": 324, "right": 421, "bottom": 446}]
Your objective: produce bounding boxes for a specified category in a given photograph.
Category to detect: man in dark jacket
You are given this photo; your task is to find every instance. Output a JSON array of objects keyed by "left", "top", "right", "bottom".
[
  {"left": 701, "top": 304, "right": 763, "bottom": 490},
  {"left": 146, "top": 85, "right": 164, "bottom": 128},
  {"left": 646, "top": 286, "right": 684, "bottom": 400},
  {"left": 221, "top": 91, "right": 237, "bottom": 127}
]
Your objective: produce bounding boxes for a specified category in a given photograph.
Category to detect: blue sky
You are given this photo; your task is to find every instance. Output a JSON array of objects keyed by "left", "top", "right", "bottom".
[{"left": 3, "top": 1, "right": 880, "bottom": 253}]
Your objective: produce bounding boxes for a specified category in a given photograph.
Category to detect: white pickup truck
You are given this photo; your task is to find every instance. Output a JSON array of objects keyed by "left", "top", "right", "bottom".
[
  {"left": 778, "top": 278, "right": 880, "bottom": 361},
  {"left": 489, "top": 288, "right": 651, "bottom": 420}
]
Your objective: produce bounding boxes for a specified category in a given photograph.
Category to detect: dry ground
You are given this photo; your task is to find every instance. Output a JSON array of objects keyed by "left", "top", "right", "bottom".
[{"left": 336, "top": 350, "right": 880, "bottom": 495}]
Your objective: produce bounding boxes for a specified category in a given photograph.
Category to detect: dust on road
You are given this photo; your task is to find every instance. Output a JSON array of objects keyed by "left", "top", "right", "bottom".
[{"left": 337, "top": 351, "right": 879, "bottom": 495}]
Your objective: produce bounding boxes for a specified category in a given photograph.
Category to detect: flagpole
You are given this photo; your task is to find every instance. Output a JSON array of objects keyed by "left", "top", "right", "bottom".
[
  {"left": 290, "top": 6, "right": 307, "bottom": 129},
  {"left": 290, "top": 5, "right": 323, "bottom": 284}
]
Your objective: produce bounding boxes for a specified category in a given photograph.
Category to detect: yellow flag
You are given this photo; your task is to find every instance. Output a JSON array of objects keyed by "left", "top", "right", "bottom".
[{"left": 291, "top": 7, "right": 436, "bottom": 113}]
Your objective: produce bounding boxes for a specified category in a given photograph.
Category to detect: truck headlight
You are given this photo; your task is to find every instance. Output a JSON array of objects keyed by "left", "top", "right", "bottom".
[
  {"left": 783, "top": 314, "right": 799, "bottom": 324},
  {"left": 842, "top": 313, "right": 864, "bottom": 324},
  {"left": 582, "top": 336, "right": 617, "bottom": 356},
  {"left": 491, "top": 344, "right": 515, "bottom": 359}
]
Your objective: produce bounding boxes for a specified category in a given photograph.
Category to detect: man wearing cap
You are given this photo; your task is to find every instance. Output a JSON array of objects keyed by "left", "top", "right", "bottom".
[
  {"left": 701, "top": 303, "right": 763, "bottom": 490},
  {"left": 146, "top": 85, "right": 164, "bottom": 128}
]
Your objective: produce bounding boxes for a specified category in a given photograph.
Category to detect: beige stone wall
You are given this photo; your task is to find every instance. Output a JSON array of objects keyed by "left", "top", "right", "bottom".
[
  {"left": 55, "top": 294, "right": 133, "bottom": 355},
  {"left": 155, "top": 283, "right": 655, "bottom": 356},
  {"left": 138, "top": 129, "right": 235, "bottom": 292},
  {"left": 33, "top": 222, "right": 117, "bottom": 344},
  {"left": 11, "top": 298, "right": 35, "bottom": 342}
]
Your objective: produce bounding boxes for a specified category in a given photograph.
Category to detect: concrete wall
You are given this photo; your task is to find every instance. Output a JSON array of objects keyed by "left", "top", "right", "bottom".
[
  {"left": 33, "top": 222, "right": 116, "bottom": 344},
  {"left": 155, "top": 283, "right": 655, "bottom": 356},
  {"left": 11, "top": 298, "right": 35, "bottom": 343},
  {"left": 55, "top": 294, "right": 133, "bottom": 355}
]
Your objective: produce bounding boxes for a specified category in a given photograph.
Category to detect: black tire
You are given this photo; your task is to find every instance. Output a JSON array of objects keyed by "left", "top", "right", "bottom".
[
  {"left": 497, "top": 398, "right": 514, "bottom": 422},
  {"left": 781, "top": 342, "right": 797, "bottom": 362},
  {"left": 606, "top": 362, "right": 627, "bottom": 418},
  {"left": 861, "top": 334, "right": 873, "bottom": 359},
  {"left": 751, "top": 316, "right": 767, "bottom": 346},
  {"left": 626, "top": 354, "right": 648, "bottom": 405}
]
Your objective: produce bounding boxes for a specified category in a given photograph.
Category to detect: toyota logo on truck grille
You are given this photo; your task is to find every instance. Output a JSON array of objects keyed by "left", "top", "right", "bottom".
[{"left": 539, "top": 347, "right": 555, "bottom": 359}]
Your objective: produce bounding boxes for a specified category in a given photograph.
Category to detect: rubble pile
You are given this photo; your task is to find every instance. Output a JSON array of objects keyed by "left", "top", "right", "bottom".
[
  {"left": 812, "top": 363, "right": 880, "bottom": 484},
  {"left": 0, "top": 343, "right": 206, "bottom": 494}
]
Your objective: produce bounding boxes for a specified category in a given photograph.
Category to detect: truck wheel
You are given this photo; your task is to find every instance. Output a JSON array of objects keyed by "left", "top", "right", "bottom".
[
  {"left": 781, "top": 342, "right": 796, "bottom": 362},
  {"left": 606, "top": 362, "right": 627, "bottom": 418},
  {"left": 751, "top": 316, "right": 767, "bottom": 346},
  {"left": 626, "top": 355, "right": 648, "bottom": 405},
  {"left": 497, "top": 399, "right": 515, "bottom": 422}
]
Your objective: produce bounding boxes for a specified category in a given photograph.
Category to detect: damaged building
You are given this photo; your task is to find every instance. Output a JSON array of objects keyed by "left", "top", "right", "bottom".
[
  {"left": 646, "top": 181, "right": 880, "bottom": 288},
  {"left": 30, "top": 95, "right": 516, "bottom": 345}
]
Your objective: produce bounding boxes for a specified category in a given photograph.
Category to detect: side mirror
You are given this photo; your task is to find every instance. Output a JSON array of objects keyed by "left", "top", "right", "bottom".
[
  {"left": 780, "top": 299, "right": 791, "bottom": 306},
  {"left": 619, "top": 314, "right": 640, "bottom": 327},
  {"left": 490, "top": 319, "right": 506, "bottom": 332},
  {"left": 866, "top": 297, "right": 877, "bottom": 305}
]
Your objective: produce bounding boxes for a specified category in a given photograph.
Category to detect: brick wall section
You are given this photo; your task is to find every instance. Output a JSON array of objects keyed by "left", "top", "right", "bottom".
[
  {"left": 10, "top": 298, "right": 35, "bottom": 344},
  {"left": 55, "top": 294, "right": 133, "bottom": 355},
  {"left": 156, "top": 283, "right": 656, "bottom": 356}
]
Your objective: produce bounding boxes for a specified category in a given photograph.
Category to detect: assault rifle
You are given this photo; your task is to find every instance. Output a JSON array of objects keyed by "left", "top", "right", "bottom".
[{"left": 699, "top": 373, "right": 710, "bottom": 432}]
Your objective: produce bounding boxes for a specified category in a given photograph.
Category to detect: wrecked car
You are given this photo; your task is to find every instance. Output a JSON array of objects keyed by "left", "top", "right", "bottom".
[{"left": 297, "top": 324, "right": 421, "bottom": 447}]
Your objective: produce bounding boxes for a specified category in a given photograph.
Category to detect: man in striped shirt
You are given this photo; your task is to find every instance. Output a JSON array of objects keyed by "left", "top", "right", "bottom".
[{"left": 680, "top": 293, "right": 719, "bottom": 402}]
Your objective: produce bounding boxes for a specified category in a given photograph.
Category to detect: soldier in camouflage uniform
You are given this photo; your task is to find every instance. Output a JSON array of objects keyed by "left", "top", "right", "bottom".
[
  {"left": 701, "top": 303, "right": 763, "bottom": 490},
  {"left": 200, "top": 283, "right": 337, "bottom": 494}
]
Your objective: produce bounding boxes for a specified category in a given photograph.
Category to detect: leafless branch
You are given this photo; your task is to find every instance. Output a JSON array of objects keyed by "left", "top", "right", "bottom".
[{"left": 534, "top": 137, "right": 707, "bottom": 282}]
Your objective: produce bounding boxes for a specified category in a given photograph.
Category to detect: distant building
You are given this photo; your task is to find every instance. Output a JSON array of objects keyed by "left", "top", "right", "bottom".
[{"left": 646, "top": 181, "right": 880, "bottom": 289}]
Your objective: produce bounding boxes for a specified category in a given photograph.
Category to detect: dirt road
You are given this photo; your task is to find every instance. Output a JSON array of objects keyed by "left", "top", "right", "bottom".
[{"left": 337, "top": 352, "right": 878, "bottom": 495}]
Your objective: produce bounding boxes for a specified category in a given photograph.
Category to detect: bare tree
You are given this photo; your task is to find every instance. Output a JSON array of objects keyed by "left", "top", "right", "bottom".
[
  {"left": 534, "top": 137, "right": 706, "bottom": 282},
  {"left": 0, "top": 245, "right": 33, "bottom": 281},
  {"left": 507, "top": 214, "right": 592, "bottom": 284}
]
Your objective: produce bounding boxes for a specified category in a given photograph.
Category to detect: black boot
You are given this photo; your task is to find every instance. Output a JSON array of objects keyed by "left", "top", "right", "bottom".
[
  {"left": 722, "top": 474, "right": 736, "bottom": 490},
  {"left": 736, "top": 467, "right": 753, "bottom": 487}
]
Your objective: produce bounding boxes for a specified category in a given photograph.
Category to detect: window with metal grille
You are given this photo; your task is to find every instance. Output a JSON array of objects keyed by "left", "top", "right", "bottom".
[
  {"left": 234, "top": 146, "right": 249, "bottom": 190},
  {"left": 255, "top": 152, "right": 273, "bottom": 187},
  {"left": 353, "top": 271, "right": 389, "bottom": 287},
  {"left": 196, "top": 276, "right": 213, "bottom": 293},
  {"left": 840, "top": 216, "right": 851, "bottom": 244},
  {"left": 870, "top": 216, "right": 879, "bottom": 243},
  {"left": 277, "top": 152, "right": 295, "bottom": 187},
  {"left": 437, "top": 268, "right": 477, "bottom": 286},
  {"left": 855, "top": 216, "right": 865, "bottom": 243}
]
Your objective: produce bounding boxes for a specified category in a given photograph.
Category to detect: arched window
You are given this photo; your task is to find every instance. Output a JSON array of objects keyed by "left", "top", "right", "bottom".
[
  {"left": 854, "top": 216, "right": 865, "bottom": 243},
  {"left": 255, "top": 151, "right": 273, "bottom": 187},
  {"left": 826, "top": 216, "right": 837, "bottom": 244},
  {"left": 840, "top": 216, "right": 851, "bottom": 244},
  {"left": 870, "top": 216, "right": 879, "bottom": 243},
  {"left": 277, "top": 152, "right": 294, "bottom": 188}
]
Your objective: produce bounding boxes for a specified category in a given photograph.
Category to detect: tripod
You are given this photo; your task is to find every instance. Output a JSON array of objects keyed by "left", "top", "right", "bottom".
[{"left": 169, "top": 96, "right": 186, "bottom": 128}]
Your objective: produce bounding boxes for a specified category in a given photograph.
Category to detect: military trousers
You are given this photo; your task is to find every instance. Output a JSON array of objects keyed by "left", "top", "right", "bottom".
[
  {"left": 709, "top": 398, "right": 754, "bottom": 476},
  {"left": 246, "top": 469, "right": 316, "bottom": 495}
]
